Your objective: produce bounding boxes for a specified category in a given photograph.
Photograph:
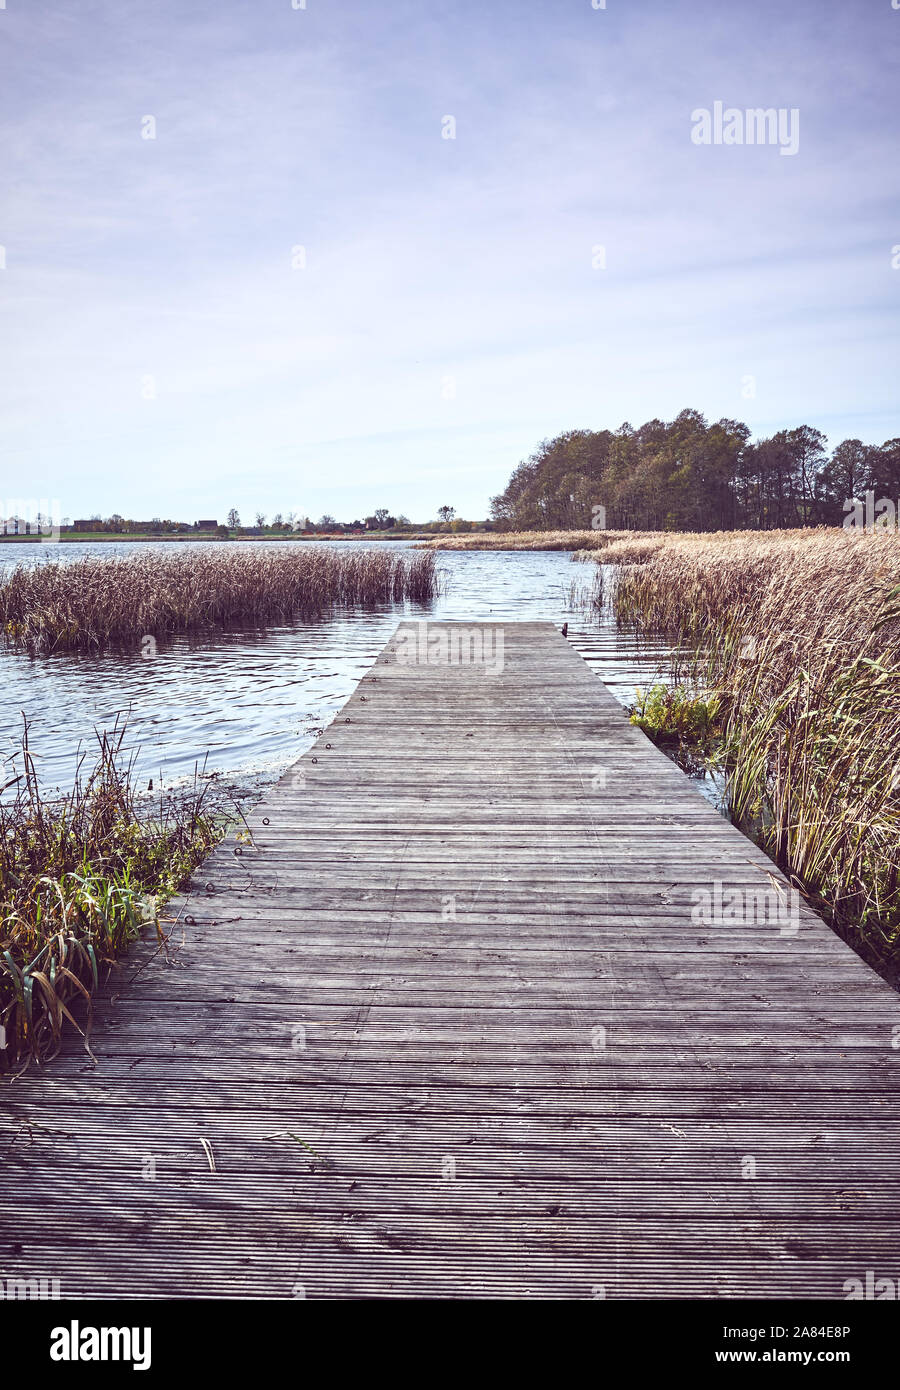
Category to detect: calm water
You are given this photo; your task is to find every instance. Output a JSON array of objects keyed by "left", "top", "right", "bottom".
[{"left": 0, "top": 541, "right": 677, "bottom": 801}]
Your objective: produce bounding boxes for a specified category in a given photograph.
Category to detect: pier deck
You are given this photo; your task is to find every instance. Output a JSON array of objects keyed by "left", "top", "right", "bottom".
[{"left": 2, "top": 621, "right": 899, "bottom": 1299}]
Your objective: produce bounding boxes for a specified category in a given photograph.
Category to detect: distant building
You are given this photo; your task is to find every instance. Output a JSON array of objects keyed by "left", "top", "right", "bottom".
[
  {"left": 72, "top": 519, "right": 103, "bottom": 532},
  {"left": 2, "top": 516, "right": 36, "bottom": 535},
  {"left": 194, "top": 519, "right": 218, "bottom": 530}
]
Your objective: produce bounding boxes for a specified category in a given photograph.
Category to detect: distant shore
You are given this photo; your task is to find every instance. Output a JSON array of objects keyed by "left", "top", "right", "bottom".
[{"left": 0, "top": 530, "right": 440, "bottom": 545}]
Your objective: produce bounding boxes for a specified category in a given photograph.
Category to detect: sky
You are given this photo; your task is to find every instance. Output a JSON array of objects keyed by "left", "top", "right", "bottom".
[{"left": 0, "top": 0, "right": 898, "bottom": 525}]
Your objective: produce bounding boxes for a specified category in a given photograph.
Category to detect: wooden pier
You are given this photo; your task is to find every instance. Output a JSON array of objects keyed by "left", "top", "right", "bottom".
[{"left": 2, "top": 621, "right": 900, "bottom": 1299}]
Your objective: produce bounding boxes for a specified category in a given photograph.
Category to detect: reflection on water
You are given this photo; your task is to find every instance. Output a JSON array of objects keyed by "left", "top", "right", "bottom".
[{"left": 0, "top": 541, "right": 677, "bottom": 797}]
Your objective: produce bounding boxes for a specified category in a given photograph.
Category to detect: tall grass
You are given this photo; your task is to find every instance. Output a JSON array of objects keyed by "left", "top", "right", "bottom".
[
  {"left": 0, "top": 721, "right": 228, "bottom": 1070},
  {"left": 420, "top": 527, "right": 680, "bottom": 553},
  {"left": 0, "top": 546, "right": 438, "bottom": 653},
  {"left": 574, "top": 531, "right": 673, "bottom": 565},
  {"left": 421, "top": 530, "right": 612, "bottom": 551},
  {"left": 606, "top": 528, "right": 900, "bottom": 975}
]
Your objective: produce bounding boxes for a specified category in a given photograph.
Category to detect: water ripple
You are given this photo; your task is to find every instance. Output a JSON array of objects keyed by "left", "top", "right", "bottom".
[{"left": 0, "top": 541, "right": 673, "bottom": 794}]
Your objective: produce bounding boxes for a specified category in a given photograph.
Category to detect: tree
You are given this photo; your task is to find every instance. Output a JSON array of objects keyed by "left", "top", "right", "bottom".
[
  {"left": 271, "top": 512, "right": 284, "bottom": 529},
  {"left": 871, "top": 440, "right": 900, "bottom": 501},
  {"left": 318, "top": 514, "right": 337, "bottom": 530},
  {"left": 227, "top": 509, "right": 240, "bottom": 529},
  {"left": 786, "top": 425, "right": 828, "bottom": 525},
  {"left": 255, "top": 512, "right": 266, "bottom": 528},
  {"left": 373, "top": 508, "right": 392, "bottom": 527},
  {"left": 819, "top": 440, "right": 874, "bottom": 520},
  {"left": 437, "top": 505, "right": 456, "bottom": 523},
  {"left": 487, "top": 410, "right": 842, "bottom": 532}
]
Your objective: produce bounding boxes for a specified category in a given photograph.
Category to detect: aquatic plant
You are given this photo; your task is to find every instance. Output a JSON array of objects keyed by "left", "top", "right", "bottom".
[
  {"left": 629, "top": 682, "right": 722, "bottom": 743},
  {"left": 421, "top": 529, "right": 611, "bottom": 551},
  {"left": 0, "top": 720, "right": 230, "bottom": 1069},
  {"left": 0, "top": 546, "right": 438, "bottom": 653},
  {"left": 607, "top": 527, "right": 900, "bottom": 974}
]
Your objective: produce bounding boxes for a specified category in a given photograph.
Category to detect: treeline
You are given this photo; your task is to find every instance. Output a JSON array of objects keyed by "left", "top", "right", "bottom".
[
  {"left": 489, "top": 409, "right": 900, "bottom": 532},
  {"left": 67, "top": 507, "right": 480, "bottom": 538}
]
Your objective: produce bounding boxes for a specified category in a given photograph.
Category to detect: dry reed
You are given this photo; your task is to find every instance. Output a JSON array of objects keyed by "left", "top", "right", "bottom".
[
  {"left": 420, "top": 530, "right": 611, "bottom": 551},
  {"left": 421, "top": 527, "right": 678, "bottom": 555},
  {"left": 0, "top": 546, "right": 438, "bottom": 653},
  {"left": 605, "top": 527, "right": 900, "bottom": 973}
]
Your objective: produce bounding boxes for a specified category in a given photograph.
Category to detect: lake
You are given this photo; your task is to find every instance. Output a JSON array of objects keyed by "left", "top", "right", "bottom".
[{"left": 0, "top": 541, "right": 677, "bottom": 802}]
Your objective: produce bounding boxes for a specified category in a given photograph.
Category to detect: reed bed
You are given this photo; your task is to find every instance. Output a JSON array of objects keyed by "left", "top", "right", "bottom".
[
  {"left": 605, "top": 527, "right": 900, "bottom": 974},
  {"left": 564, "top": 567, "right": 606, "bottom": 614},
  {"left": 0, "top": 546, "right": 438, "bottom": 653},
  {"left": 0, "top": 721, "right": 229, "bottom": 1071},
  {"left": 421, "top": 527, "right": 674, "bottom": 554},
  {"left": 421, "top": 530, "right": 611, "bottom": 551}
]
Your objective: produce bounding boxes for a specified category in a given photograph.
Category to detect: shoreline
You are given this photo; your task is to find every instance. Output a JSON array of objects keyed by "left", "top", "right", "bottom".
[{"left": 0, "top": 531, "right": 441, "bottom": 545}]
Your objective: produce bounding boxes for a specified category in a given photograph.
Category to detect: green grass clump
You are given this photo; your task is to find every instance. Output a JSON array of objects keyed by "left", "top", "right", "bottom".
[
  {"left": 0, "top": 720, "right": 229, "bottom": 1071},
  {"left": 630, "top": 683, "right": 722, "bottom": 743}
]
